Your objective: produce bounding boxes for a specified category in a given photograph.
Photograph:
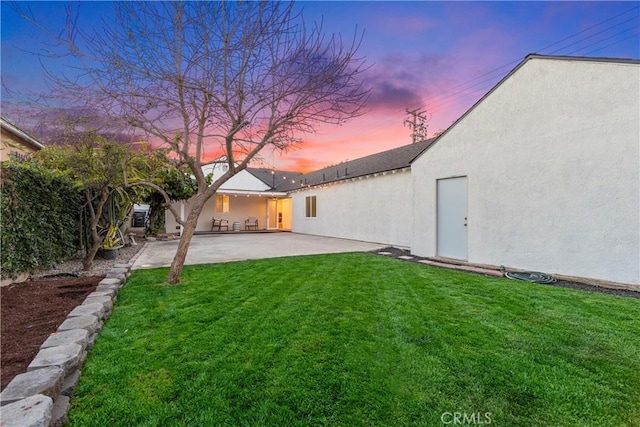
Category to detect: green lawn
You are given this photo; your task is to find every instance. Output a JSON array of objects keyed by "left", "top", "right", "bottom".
[{"left": 68, "top": 253, "right": 640, "bottom": 426}]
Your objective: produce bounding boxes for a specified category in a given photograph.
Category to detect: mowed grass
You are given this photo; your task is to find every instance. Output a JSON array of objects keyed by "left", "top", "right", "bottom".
[{"left": 68, "top": 253, "right": 640, "bottom": 426}]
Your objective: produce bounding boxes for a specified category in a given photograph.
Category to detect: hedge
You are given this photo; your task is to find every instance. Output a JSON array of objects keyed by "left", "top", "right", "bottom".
[{"left": 1, "top": 162, "right": 82, "bottom": 278}]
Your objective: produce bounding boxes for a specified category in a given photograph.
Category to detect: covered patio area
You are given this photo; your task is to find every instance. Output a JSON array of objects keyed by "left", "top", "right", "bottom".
[{"left": 166, "top": 191, "right": 293, "bottom": 235}]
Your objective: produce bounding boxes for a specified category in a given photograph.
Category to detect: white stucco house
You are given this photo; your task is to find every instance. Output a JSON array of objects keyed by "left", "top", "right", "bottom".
[
  {"left": 290, "top": 54, "right": 639, "bottom": 287},
  {"left": 410, "top": 54, "right": 639, "bottom": 287},
  {"left": 168, "top": 54, "right": 639, "bottom": 287},
  {"left": 287, "top": 139, "right": 435, "bottom": 249},
  {"left": 165, "top": 162, "right": 303, "bottom": 233}
]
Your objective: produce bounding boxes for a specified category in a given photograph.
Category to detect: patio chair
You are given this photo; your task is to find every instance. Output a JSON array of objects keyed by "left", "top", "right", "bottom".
[
  {"left": 211, "top": 218, "right": 229, "bottom": 232},
  {"left": 245, "top": 217, "right": 258, "bottom": 231}
]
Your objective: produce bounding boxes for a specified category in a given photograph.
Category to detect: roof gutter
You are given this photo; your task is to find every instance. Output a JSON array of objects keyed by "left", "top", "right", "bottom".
[
  {"left": 216, "top": 189, "right": 288, "bottom": 197},
  {"left": 0, "top": 118, "right": 45, "bottom": 150}
]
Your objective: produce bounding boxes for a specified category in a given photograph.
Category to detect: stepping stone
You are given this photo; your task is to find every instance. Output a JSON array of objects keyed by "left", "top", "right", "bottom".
[
  {"left": 378, "top": 252, "right": 393, "bottom": 256},
  {"left": 398, "top": 255, "right": 414, "bottom": 260},
  {"left": 0, "top": 394, "right": 53, "bottom": 427},
  {"left": 40, "top": 329, "right": 89, "bottom": 350},
  {"left": 0, "top": 367, "right": 64, "bottom": 406},
  {"left": 28, "top": 344, "right": 83, "bottom": 374}
]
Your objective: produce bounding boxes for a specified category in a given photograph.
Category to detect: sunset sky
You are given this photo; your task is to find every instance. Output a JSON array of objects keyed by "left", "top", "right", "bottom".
[{"left": 2, "top": 1, "right": 639, "bottom": 172}]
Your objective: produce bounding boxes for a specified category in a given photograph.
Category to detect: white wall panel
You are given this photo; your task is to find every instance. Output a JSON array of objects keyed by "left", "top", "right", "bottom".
[
  {"left": 412, "top": 58, "right": 639, "bottom": 286},
  {"left": 292, "top": 170, "right": 413, "bottom": 248}
]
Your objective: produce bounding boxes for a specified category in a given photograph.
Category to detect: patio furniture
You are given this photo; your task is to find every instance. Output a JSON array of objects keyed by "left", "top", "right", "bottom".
[
  {"left": 245, "top": 217, "right": 259, "bottom": 231},
  {"left": 211, "top": 218, "right": 229, "bottom": 232}
]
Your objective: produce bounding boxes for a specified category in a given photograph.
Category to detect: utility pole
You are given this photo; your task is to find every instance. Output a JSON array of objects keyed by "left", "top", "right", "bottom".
[{"left": 404, "top": 108, "right": 428, "bottom": 143}]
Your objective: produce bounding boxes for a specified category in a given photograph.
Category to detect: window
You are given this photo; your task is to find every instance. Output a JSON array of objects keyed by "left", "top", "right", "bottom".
[
  {"left": 305, "top": 195, "right": 316, "bottom": 218},
  {"left": 215, "top": 194, "right": 229, "bottom": 213}
]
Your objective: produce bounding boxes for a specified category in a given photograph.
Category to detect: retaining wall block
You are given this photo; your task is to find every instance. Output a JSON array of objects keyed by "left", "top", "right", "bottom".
[
  {"left": 6, "top": 263, "right": 134, "bottom": 427},
  {"left": 40, "top": 329, "right": 89, "bottom": 350},
  {"left": 98, "top": 277, "right": 123, "bottom": 287},
  {"left": 95, "top": 284, "right": 120, "bottom": 294},
  {"left": 67, "top": 303, "right": 106, "bottom": 320},
  {"left": 0, "top": 367, "right": 64, "bottom": 406},
  {"left": 60, "top": 370, "right": 81, "bottom": 397},
  {"left": 105, "top": 272, "right": 126, "bottom": 281},
  {"left": 27, "top": 344, "right": 83, "bottom": 375},
  {"left": 57, "top": 314, "right": 99, "bottom": 335},
  {"left": 87, "top": 290, "right": 116, "bottom": 299},
  {"left": 107, "top": 267, "right": 130, "bottom": 278},
  {"left": 0, "top": 394, "right": 53, "bottom": 427},
  {"left": 82, "top": 296, "right": 113, "bottom": 312},
  {"left": 50, "top": 395, "right": 70, "bottom": 427}
]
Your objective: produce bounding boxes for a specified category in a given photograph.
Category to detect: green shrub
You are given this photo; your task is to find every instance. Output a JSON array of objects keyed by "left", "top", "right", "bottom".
[{"left": 1, "top": 161, "right": 82, "bottom": 278}]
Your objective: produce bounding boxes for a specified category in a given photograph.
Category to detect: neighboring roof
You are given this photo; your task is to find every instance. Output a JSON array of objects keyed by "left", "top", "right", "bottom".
[
  {"left": 247, "top": 167, "right": 305, "bottom": 191},
  {"left": 409, "top": 54, "right": 640, "bottom": 164},
  {"left": 0, "top": 117, "right": 45, "bottom": 150},
  {"left": 282, "top": 138, "right": 436, "bottom": 191}
]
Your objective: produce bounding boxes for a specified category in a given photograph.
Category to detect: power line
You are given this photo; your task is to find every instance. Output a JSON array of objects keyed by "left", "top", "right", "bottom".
[
  {"left": 537, "top": 5, "right": 639, "bottom": 54},
  {"left": 421, "top": 5, "right": 639, "bottom": 116},
  {"left": 585, "top": 32, "right": 640, "bottom": 56},
  {"left": 547, "top": 15, "right": 639, "bottom": 55},
  {"left": 336, "top": 5, "right": 639, "bottom": 143},
  {"left": 564, "top": 26, "right": 639, "bottom": 56}
]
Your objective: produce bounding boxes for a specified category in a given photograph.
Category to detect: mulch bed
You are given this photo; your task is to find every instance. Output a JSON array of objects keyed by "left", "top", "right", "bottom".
[
  {"left": 1, "top": 276, "right": 103, "bottom": 389},
  {"left": 373, "top": 247, "right": 640, "bottom": 299}
]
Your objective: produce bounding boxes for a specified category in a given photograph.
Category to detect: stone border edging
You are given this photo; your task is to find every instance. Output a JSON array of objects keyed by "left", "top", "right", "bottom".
[{"left": 0, "top": 262, "right": 134, "bottom": 427}]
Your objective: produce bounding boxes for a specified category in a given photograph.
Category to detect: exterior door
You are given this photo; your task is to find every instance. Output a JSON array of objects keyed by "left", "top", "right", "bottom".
[
  {"left": 267, "top": 199, "right": 278, "bottom": 229},
  {"left": 277, "top": 198, "right": 292, "bottom": 230},
  {"left": 436, "top": 177, "right": 468, "bottom": 260}
]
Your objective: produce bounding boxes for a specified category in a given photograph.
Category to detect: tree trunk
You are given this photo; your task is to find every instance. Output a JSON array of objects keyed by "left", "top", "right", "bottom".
[
  {"left": 82, "top": 187, "right": 110, "bottom": 271},
  {"left": 83, "top": 241, "right": 102, "bottom": 270},
  {"left": 166, "top": 193, "right": 208, "bottom": 285}
]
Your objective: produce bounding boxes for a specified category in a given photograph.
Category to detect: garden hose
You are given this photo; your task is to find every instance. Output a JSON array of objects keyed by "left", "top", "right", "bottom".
[{"left": 505, "top": 271, "right": 556, "bottom": 284}]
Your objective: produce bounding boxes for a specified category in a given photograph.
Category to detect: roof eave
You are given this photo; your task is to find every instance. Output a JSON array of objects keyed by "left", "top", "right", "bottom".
[{"left": 0, "top": 118, "right": 45, "bottom": 150}]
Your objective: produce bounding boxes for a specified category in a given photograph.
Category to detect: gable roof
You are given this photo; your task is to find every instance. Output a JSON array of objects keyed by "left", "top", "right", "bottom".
[
  {"left": 246, "top": 167, "right": 305, "bottom": 191},
  {"left": 409, "top": 54, "right": 640, "bottom": 164},
  {"left": 281, "top": 138, "right": 436, "bottom": 191},
  {"left": 1, "top": 117, "right": 45, "bottom": 150}
]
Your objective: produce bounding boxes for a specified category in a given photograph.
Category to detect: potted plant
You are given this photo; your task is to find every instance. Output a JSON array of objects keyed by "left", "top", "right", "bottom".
[{"left": 99, "top": 225, "right": 124, "bottom": 260}]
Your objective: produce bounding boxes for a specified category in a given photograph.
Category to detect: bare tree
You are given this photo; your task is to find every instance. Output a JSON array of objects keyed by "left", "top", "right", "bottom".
[{"left": 18, "top": 1, "right": 369, "bottom": 284}]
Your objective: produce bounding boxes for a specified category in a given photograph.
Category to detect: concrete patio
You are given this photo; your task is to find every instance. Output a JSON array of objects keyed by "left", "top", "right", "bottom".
[{"left": 132, "top": 233, "right": 385, "bottom": 269}]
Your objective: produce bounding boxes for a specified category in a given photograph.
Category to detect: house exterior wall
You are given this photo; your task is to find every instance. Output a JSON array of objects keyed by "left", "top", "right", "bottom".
[
  {"left": 165, "top": 165, "right": 278, "bottom": 233},
  {"left": 411, "top": 58, "right": 640, "bottom": 286},
  {"left": 1, "top": 128, "right": 40, "bottom": 162},
  {"left": 165, "top": 195, "right": 270, "bottom": 233},
  {"left": 291, "top": 170, "right": 413, "bottom": 248}
]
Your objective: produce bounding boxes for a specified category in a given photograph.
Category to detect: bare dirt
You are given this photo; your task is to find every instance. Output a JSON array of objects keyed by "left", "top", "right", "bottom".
[
  {"left": 1, "top": 276, "right": 103, "bottom": 389},
  {"left": 1, "top": 244, "right": 143, "bottom": 390}
]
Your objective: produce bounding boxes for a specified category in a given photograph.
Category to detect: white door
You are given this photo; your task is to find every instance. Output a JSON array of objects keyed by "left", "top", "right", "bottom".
[{"left": 437, "top": 177, "right": 468, "bottom": 260}]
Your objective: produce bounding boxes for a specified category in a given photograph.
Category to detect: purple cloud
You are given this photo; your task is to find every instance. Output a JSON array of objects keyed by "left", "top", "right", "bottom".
[{"left": 362, "top": 52, "right": 454, "bottom": 111}]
